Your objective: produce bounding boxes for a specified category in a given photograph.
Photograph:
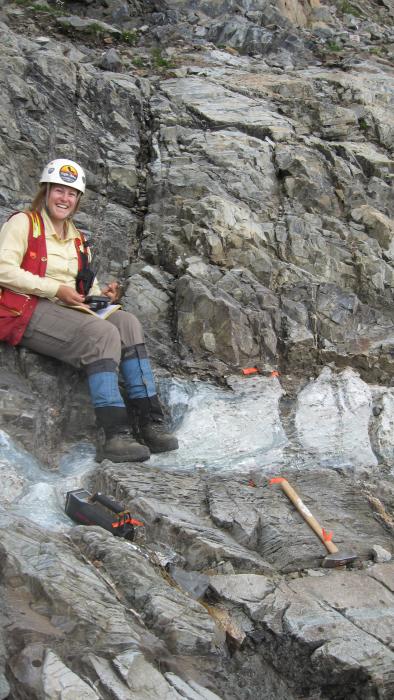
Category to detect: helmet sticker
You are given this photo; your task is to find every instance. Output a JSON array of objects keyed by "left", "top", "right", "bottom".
[
  {"left": 59, "top": 164, "right": 78, "bottom": 184},
  {"left": 48, "top": 167, "right": 55, "bottom": 174}
]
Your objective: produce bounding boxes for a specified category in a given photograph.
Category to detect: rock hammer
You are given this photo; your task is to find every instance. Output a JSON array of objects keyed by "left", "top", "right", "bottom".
[{"left": 270, "top": 477, "right": 358, "bottom": 568}]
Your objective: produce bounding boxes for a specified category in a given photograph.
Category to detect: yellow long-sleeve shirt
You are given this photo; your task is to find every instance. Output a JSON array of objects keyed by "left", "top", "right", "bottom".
[{"left": 0, "top": 209, "right": 101, "bottom": 299}]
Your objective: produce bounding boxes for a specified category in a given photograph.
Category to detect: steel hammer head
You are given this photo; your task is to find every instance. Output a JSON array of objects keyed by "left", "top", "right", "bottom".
[{"left": 321, "top": 551, "right": 358, "bottom": 568}]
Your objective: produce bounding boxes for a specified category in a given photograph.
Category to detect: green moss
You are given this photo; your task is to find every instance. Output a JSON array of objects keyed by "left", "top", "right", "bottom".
[{"left": 358, "top": 117, "right": 368, "bottom": 131}]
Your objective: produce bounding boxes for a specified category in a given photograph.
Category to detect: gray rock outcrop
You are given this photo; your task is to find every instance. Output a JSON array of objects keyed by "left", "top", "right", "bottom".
[{"left": 0, "top": 1, "right": 393, "bottom": 698}]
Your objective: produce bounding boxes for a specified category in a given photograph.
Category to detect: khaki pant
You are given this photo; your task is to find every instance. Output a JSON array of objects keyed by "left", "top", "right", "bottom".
[{"left": 21, "top": 299, "right": 145, "bottom": 372}]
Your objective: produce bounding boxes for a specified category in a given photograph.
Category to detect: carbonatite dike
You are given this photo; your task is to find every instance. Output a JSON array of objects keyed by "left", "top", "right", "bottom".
[{"left": 0, "top": 1, "right": 393, "bottom": 699}]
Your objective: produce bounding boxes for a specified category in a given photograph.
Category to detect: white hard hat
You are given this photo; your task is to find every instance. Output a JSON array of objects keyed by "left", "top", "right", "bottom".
[{"left": 40, "top": 158, "right": 86, "bottom": 194}]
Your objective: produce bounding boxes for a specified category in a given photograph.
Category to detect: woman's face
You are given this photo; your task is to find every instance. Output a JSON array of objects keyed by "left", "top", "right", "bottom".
[{"left": 46, "top": 184, "right": 79, "bottom": 224}]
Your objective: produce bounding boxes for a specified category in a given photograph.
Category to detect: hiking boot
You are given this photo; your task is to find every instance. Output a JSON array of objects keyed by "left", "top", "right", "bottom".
[
  {"left": 126, "top": 396, "right": 179, "bottom": 454},
  {"left": 96, "top": 427, "right": 150, "bottom": 463},
  {"left": 139, "top": 424, "right": 179, "bottom": 454}
]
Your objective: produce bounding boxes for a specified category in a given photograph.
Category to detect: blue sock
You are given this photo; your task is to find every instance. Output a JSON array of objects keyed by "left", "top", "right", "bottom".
[
  {"left": 87, "top": 370, "right": 125, "bottom": 408},
  {"left": 120, "top": 344, "right": 156, "bottom": 399}
]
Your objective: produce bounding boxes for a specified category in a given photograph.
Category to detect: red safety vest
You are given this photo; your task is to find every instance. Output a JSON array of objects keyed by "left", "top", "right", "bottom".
[{"left": 0, "top": 211, "right": 88, "bottom": 346}]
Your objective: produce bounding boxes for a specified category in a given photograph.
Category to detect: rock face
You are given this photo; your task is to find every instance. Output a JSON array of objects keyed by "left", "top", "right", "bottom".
[
  {"left": 0, "top": 1, "right": 394, "bottom": 699},
  {"left": 1, "top": 454, "right": 393, "bottom": 700}
]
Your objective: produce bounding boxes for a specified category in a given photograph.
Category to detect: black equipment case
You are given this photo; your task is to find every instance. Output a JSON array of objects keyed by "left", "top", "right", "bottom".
[{"left": 65, "top": 489, "right": 144, "bottom": 542}]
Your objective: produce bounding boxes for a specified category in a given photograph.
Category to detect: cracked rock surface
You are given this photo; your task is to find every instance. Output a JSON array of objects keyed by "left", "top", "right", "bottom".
[{"left": 0, "top": 1, "right": 393, "bottom": 698}]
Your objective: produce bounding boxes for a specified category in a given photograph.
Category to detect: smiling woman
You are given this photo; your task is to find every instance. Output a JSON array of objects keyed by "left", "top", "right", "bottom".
[
  {"left": 0, "top": 157, "right": 178, "bottom": 463},
  {"left": 46, "top": 185, "right": 79, "bottom": 231}
]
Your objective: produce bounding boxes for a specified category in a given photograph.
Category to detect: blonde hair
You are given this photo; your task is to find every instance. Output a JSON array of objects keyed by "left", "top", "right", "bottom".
[
  {"left": 27, "top": 183, "right": 81, "bottom": 216},
  {"left": 28, "top": 184, "right": 47, "bottom": 212}
]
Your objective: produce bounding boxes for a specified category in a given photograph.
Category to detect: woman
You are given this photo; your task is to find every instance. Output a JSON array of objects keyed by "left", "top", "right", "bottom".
[{"left": 0, "top": 158, "right": 178, "bottom": 463}]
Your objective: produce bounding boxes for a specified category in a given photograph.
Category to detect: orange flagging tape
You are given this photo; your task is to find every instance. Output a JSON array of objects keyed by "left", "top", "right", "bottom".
[
  {"left": 322, "top": 528, "right": 333, "bottom": 542},
  {"left": 242, "top": 367, "right": 280, "bottom": 377},
  {"left": 269, "top": 477, "right": 287, "bottom": 484},
  {"left": 112, "top": 515, "right": 144, "bottom": 529}
]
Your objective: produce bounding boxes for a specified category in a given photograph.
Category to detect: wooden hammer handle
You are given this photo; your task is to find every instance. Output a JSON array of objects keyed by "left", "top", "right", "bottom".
[{"left": 272, "top": 478, "right": 338, "bottom": 554}]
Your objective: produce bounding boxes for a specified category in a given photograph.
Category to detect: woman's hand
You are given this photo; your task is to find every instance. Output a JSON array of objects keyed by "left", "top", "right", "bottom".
[
  {"left": 55, "top": 284, "right": 86, "bottom": 306},
  {"left": 102, "top": 281, "right": 121, "bottom": 303}
]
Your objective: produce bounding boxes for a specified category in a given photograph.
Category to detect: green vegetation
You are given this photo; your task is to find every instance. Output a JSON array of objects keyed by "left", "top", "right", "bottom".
[
  {"left": 15, "top": 0, "right": 63, "bottom": 15},
  {"left": 326, "top": 41, "right": 342, "bottom": 52},
  {"left": 121, "top": 30, "right": 138, "bottom": 46},
  {"left": 358, "top": 117, "right": 368, "bottom": 132},
  {"left": 57, "top": 20, "right": 104, "bottom": 39},
  {"left": 338, "top": 1, "right": 362, "bottom": 18},
  {"left": 131, "top": 56, "right": 145, "bottom": 67},
  {"left": 151, "top": 48, "right": 175, "bottom": 69},
  {"left": 53, "top": 18, "right": 110, "bottom": 42},
  {"left": 85, "top": 25, "right": 140, "bottom": 45},
  {"left": 369, "top": 46, "right": 386, "bottom": 57},
  {"left": 85, "top": 22, "right": 106, "bottom": 38}
]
